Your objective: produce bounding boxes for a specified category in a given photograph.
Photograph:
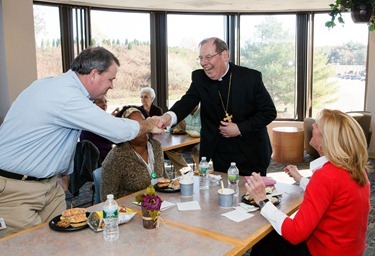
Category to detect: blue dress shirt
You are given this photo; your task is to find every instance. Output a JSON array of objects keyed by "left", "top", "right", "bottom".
[{"left": 0, "top": 70, "right": 139, "bottom": 178}]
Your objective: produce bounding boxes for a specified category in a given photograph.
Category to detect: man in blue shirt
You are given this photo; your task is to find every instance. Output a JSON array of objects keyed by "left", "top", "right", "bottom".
[{"left": 0, "top": 47, "right": 162, "bottom": 237}]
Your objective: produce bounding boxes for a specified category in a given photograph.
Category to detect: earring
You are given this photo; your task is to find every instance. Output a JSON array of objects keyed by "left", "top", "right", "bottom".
[{"left": 318, "top": 144, "right": 323, "bottom": 152}]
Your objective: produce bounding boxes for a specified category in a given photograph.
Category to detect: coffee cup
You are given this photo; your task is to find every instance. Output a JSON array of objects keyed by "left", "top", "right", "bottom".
[
  {"left": 180, "top": 181, "right": 194, "bottom": 197},
  {"left": 218, "top": 188, "right": 234, "bottom": 208}
]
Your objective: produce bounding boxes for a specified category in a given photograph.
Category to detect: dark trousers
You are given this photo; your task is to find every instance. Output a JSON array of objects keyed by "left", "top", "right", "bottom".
[{"left": 251, "top": 230, "right": 311, "bottom": 256}]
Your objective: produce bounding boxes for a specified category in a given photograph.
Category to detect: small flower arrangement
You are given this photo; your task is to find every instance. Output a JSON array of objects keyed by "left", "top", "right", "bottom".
[{"left": 135, "top": 185, "right": 163, "bottom": 221}]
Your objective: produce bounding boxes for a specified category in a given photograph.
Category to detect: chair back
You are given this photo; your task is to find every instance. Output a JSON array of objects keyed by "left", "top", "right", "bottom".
[
  {"left": 346, "top": 111, "right": 372, "bottom": 148},
  {"left": 93, "top": 167, "right": 103, "bottom": 205}
]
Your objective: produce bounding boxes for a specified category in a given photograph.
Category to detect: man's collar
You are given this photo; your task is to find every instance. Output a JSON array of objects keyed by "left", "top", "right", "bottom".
[{"left": 218, "top": 64, "right": 230, "bottom": 81}]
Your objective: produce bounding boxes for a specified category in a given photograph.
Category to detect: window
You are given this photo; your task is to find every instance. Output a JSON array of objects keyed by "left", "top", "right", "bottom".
[
  {"left": 311, "top": 13, "right": 368, "bottom": 117},
  {"left": 167, "top": 14, "right": 225, "bottom": 108},
  {"left": 33, "top": 4, "right": 62, "bottom": 78},
  {"left": 240, "top": 15, "right": 297, "bottom": 119},
  {"left": 90, "top": 10, "right": 151, "bottom": 112}
]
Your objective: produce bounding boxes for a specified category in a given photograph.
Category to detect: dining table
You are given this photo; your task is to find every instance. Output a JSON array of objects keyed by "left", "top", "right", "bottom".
[
  {"left": 153, "top": 131, "right": 200, "bottom": 151},
  {"left": 0, "top": 173, "right": 304, "bottom": 256}
]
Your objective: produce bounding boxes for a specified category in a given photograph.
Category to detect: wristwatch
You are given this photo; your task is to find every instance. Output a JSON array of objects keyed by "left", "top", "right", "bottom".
[{"left": 258, "top": 198, "right": 269, "bottom": 208}]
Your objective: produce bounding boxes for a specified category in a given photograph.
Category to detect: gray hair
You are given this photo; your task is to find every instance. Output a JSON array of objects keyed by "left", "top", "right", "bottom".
[
  {"left": 199, "top": 37, "right": 228, "bottom": 53},
  {"left": 70, "top": 46, "right": 120, "bottom": 75},
  {"left": 140, "top": 87, "right": 156, "bottom": 99}
]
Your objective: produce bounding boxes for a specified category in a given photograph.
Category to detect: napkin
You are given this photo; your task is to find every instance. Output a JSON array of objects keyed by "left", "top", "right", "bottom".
[
  {"left": 160, "top": 201, "right": 176, "bottom": 211},
  {"left": 235, "top": 203, "right": 258, "bottom": 212},
  {"left": 221, "top": 209, "right": 254, "bottom": 222},
  {"left": 177, "top": 201, "right": 201, "bottom": 211}
]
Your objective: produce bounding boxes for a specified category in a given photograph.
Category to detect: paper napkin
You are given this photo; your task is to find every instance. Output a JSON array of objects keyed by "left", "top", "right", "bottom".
[
  {"left": 160, "top": 201, "right": 176, "bottom": 211},
  {"left": 221, "top": 209, "right": 254, "bottom": 222},
  {"left": 177, "top": 201, "right": 201, "bottom": 211}
]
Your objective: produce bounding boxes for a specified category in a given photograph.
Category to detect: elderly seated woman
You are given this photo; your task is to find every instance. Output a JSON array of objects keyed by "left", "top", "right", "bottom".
[{"left": 100, "top": 105, "right": 169, "bottom": 201}]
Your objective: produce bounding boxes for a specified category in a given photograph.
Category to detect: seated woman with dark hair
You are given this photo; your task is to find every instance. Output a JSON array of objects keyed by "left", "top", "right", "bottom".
[
  {"left": 245, "top": 109, "right": 371, "bottom": 256},
  {"left": 101, "top": 105, "right": 169, "bottom": 201}
]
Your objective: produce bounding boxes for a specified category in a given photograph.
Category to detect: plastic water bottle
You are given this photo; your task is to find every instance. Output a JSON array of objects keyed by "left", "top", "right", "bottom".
[
  {"left": 227, "top": 162, "right": 239, "bottom": 197},
  {"left": 103, "top": 194, "right": 119, "bottom": 241},
  {"left": 199, "top": 156, "right": 209, "bottom": 190}
]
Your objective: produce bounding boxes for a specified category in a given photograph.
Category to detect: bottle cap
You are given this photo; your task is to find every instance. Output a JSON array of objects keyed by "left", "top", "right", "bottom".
[
  {"left": 107, "top": 194, "right": 114, "bottom": 199},
  {"left": 202, "top": 156, "right": 206, "bottom": 161},
  {"left": 231, "top": 162, "right": 236, "bottom": 165}
]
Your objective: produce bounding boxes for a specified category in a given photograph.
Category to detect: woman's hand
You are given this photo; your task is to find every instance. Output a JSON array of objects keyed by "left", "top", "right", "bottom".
[
  {"left": 284, "top": 165, "right": 303, "bottom": 182},
  {"left": 244, "top": 172, "right": 267, "bottom": 204}
]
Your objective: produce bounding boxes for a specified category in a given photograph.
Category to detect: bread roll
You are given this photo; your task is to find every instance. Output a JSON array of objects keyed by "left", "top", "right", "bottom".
[{"left": 62, "top": 208, "right": 87, "bottom": 217}]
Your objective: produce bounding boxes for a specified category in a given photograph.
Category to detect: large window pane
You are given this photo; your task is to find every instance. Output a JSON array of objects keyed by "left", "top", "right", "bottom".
[
  {"left": 33, "top": 4, "right": 62, "bottom": 78},
  {"left": 91, "top": 10, "right": 150, "bottom": 112},
  {"left": 167, "top": 14, "right": 225, "bottom": 108},
  {"left": 312, "top": 13, "right": 368, "bottom": 117},
  {"left": 240, "top": 15, "right": 296, "bottom": 119}
]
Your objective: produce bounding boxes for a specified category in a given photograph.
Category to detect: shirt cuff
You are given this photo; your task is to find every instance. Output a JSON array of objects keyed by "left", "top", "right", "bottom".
[
  {"left": 299, "top": 177, "right": 309, "bottom": 191},
  {"left": 166, "top": 111, "right": 177, "bottom": 127},
  {"left": 260, "top": 202, "right": 288, "bottom": 235}
]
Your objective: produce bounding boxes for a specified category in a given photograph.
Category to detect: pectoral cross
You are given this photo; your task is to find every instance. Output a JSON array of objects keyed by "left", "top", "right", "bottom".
[{"left": 223, "top": 112, "right": 233, "bottom": 123}]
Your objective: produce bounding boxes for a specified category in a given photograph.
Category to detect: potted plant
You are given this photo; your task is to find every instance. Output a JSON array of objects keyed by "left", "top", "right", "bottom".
[
  {"left": 326, "top": 0, "right": 375, "bottom": 31},
  {"left": 135, "top": 185, "right": 163, "bottom": 229}
]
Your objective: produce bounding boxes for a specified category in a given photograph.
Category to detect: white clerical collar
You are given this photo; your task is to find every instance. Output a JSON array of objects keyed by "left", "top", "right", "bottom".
[
  {"left": 310, "top": 156, "right": 328, "bottom": 173},
  {"left": 218, "top": 65, "right": 230, "bottom": 81}
]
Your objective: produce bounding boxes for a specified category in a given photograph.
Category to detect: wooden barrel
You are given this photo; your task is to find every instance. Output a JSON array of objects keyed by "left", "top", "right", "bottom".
[{"left": 272, "top": 127, "right": 304, "bottom": 164}]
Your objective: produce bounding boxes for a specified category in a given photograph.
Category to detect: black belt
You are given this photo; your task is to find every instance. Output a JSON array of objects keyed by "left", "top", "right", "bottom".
[{"left": 0, "top": 169, "right": 49, "bottom": 181}]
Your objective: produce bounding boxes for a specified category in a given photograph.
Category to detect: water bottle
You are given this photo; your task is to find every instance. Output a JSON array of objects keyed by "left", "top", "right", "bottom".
[
  {"left": 103, "top": 194, "right": 119, "bottom": 241},
  {"left": 227, "top": 162, "right": 239, "bottom": 197},
  {"left": 199, "top": 156, "right": 209, "bottom": 190}
]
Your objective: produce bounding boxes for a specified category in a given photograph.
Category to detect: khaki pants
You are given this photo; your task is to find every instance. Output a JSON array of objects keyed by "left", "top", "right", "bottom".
[
  {"left": 165, "top": 143, "right": 200, "bottom": 173},
  {"left": 0, "top": 175, "right": 66, "bottom": 238}
]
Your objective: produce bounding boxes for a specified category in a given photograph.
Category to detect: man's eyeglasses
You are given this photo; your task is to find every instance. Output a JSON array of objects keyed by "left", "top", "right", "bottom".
[
  {"left": 140, "top": 95, "right": 150, "bottom": 99},
  {"left": 198, "top": 51, "right": 223, "bottom": 62}
]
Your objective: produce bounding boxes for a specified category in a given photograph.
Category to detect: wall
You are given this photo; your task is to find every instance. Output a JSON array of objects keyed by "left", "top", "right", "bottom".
[{"left": 0, "top": 0, "right": 37, "bottom": 120}]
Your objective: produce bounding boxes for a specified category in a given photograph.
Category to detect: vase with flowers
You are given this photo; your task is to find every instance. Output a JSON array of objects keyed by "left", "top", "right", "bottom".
[{"left": 135, "top": 185, "right": 163, "bottom": 229}]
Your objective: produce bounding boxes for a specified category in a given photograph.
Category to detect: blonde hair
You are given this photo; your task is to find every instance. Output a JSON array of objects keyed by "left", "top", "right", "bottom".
[{"left": 316, "top": 109, "right": 370, "bottom": 186}]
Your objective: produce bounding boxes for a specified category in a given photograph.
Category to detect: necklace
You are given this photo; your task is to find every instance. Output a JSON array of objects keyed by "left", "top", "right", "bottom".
[
  {"left": 132, "top": 142, "right": 157, "bottom": 179},
  {"left": 218, "top": 72, "right": 233, "bottom": 122}
]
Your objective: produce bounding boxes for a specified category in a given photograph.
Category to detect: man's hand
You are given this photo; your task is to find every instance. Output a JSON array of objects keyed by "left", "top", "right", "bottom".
[
  {"left": 244, "top": 172, "right": 267, "bottom": 205},
  {"left": 219, "top": 121, "right": 241, "bottom": 138},
  {"left": 151, "top": 114, "right": 172, "bottom": 129},
  {"left": 58, "top": 175, "right": 70, "bottom": 192},
  {"left": 138, "top": 118, "right": 164, "bottom": 136}
]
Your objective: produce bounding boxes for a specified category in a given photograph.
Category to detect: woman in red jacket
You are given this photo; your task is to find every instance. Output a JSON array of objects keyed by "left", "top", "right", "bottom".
[{"left": 246, "top": 109, "right": 371, "bottom": 256}]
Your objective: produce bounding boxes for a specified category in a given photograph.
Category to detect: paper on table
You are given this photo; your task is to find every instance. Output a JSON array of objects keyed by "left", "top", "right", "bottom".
[
  {"left": 221, "top": 209, "right": 254, "bottom": 222},
  {"left": 161, "top": 201, "right": 176, "bottom": 211},
  {"left": 236, "top": 203, "right": 258, "bottom": 212},
  {"left": 177, "top": 201, "right": 201, "bottom": 211},
  {"left": 274, "top": 182, "right": 304, "bottom": 194}
]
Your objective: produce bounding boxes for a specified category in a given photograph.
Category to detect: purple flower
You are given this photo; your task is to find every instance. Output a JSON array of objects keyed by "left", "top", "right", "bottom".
[{"left": 142, "top": 194, "right": 162, "bottom": 211}]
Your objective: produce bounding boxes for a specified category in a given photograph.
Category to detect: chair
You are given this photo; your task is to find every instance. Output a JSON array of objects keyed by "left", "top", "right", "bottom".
[
  {"left": 92, "top": 167, "right": 102, "bottom": 205},
  {"left": 346, "top": 111, "right": 372, "bottom": 148},
  {"left": 303, "top": 111, "right": 373, "bottom": 157},
  {"left": 303, "top": 118, "right": 320, "bottom": 158},
  {"left": 68, "top": 140, "right": 101, "bottom": 197}
]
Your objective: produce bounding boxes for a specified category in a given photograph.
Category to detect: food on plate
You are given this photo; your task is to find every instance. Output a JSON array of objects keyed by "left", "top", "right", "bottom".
[
  {"left": 186, "top": 130, "right": 200, "bottom": 138},
  {"left": 69, "top": 214, "right": 89, "bottom": 228},
  {"left": 57, "top": 207, "right": 87, "bottom": 228},
  {"left": 56, "top": 218, "right": 70, "bottom": 228},
  {"left": 157, "top": 178, "right": 171, "bottom": 188},
  {"left": 88, "top": 206, "right": 136, "bottom": 232},
  {"left": 193, "top": 169, "right": 214, "bottom": 176},
  {"left": 168, "top": 178, "right": 180, "bottom": 190},
  {"left": 172, "top": 127, "right": 183, "bottom": 133}
]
